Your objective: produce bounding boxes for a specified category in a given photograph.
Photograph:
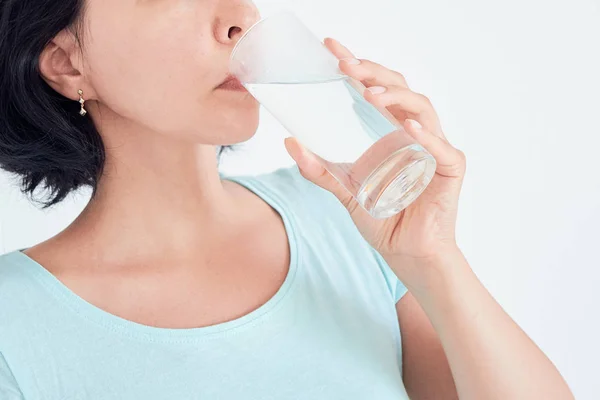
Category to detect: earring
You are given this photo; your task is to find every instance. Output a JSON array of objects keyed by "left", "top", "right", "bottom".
[{"left": 78, "top": 89, "right": 87, "bottom": 116}]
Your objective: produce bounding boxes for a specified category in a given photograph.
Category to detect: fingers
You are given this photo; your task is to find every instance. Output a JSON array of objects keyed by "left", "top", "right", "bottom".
[
  {"left": 364, "top": 85, "right": 445, "bottom": 139},
  {"left": 403, "top": 119, "right": 466, "bottom": 179},
  {"left": 325, "top": 37, "right": 442, "bottom": 139},
  {"left": 340, "top": 59, "right": 408, "bottom": 88},
  {"left": 324, "top": 37, "right": 408, "bottom": 88},
  {"left": 322, "top": 38, "right": 464, "bottom": 181},
  {"left": 324, "top": 37, "right": 354, "bottom": 59},
  {"left": 339, "top": 58, "right": 409, "bottom": 89}
]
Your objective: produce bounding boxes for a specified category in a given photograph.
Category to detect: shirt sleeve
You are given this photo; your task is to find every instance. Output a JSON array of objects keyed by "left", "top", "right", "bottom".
[
  {"left": 0, "top": 353, "right": 24, "bottom": 400},
  {"left": 371, "top": 247, "right": 409, "bottom": 303}
]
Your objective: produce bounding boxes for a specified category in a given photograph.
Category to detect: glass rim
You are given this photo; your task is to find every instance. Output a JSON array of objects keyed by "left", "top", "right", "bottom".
[{"left": 229, "top": 9, "right": 297, "bottom": 65}]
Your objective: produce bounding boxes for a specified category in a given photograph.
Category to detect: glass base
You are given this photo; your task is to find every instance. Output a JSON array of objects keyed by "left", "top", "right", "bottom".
[{"left": 356, "top": 144, "right": 437, "bottom": 219}]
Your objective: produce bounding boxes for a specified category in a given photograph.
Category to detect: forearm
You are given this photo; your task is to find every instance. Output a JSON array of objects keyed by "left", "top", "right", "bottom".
[{"left": 386, "top": 248, "right": 574, "bottom": 400}]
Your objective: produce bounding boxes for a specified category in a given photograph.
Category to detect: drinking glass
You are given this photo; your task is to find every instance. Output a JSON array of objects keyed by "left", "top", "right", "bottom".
[{"left": 230, "top": 11, "right": 437, "bottom": 219}]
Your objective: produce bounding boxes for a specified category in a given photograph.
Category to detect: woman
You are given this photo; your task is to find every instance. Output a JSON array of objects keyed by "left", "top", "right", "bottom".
[{"left": 0, "top": 0, "right": 574, "bottom": 399}]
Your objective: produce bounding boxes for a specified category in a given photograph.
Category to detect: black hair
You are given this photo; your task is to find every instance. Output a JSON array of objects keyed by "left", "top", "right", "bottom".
[{"left": 0, "top": 0, "right": 231, "bottom": 209}]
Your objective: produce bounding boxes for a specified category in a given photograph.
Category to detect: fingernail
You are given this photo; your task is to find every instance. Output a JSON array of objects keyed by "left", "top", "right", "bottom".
[
  {"left": 341, "top": 57, "right": 361, "bottom": 65},
  {"left": 407, "top": 119, "right": 423, "bottom": 131},
  {"left": 367, "top": 86, "right": 387, "bottom": 95}
]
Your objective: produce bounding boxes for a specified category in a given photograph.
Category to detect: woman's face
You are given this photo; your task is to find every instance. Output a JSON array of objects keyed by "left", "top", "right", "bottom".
[{"left": 82, "top": 0, "right": 261, "bottom": 144}]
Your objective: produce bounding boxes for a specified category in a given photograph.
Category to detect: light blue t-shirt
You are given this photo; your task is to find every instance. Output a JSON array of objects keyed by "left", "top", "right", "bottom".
[{"left": 0, "top": 165, "right": 409, "bottom": 399}]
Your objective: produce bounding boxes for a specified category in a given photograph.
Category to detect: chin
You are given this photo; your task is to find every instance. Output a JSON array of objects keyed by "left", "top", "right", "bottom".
[
  {"left": 189, "top": 96, "right": 260, "bottom": 144},
  {"left": 210, "top": 110, "right": 260, "bottom": 145},
  {"left": 227, "top": 121, "right": 259, "bottom": 143},
  {"left": 225, "top": 101, "right": 260, "bottom": 143}
]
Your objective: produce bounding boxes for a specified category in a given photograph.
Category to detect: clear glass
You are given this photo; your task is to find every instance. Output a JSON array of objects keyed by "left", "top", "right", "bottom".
[{"left": 230, "top": 11, "right": 437, "bottom": 219}]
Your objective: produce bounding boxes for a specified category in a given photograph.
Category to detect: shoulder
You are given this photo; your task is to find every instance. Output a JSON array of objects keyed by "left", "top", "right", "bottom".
[
  {"left": 0, "top": 251, "right": 38, "bottom": 322},
  {"left": 224, "top": 164, "right": 349, "bottom": 221},
  {"left": 0, "top": 251, "right": 28, "bottom": 288},
  {"left": 0, "top": 255, "right": 26, "bottom": 396},
  {"left": 243, "top": 164, "right": 333, "bottom": 199},
  {"left": 228, "top": 165, "right": 407, "bottom": 302},
  {"left": 255, "top": 165, "right": 409, "bottom": 303},
  {"left": 268, "top": 164, "right": 349, "bottom": 213},
  {"left": 225, "top": 164, "right": 365, "bottom": 258}
]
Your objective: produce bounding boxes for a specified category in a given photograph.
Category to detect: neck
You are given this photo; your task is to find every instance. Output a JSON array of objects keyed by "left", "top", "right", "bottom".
[{"left": 61, "top": 109, "right": 243, "bottom": 267}]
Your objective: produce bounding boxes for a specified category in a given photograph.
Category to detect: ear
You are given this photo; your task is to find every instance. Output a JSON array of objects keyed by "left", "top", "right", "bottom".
[{"left": 38, "top": 29, "right": 97, "bottom": 101}]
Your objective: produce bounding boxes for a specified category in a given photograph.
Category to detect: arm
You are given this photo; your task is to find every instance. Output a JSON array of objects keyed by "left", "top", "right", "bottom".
[
  {"left": 397, "top": 292, "right": 458, "bottom": 399},
  {"left": 389, "top": 248, "right": 574, "bottom": 400}
]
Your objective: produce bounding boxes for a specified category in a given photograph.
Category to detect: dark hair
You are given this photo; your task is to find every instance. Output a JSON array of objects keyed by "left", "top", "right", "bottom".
[{"left": 0, "top": 0, "right": 231, "bottom": 209}]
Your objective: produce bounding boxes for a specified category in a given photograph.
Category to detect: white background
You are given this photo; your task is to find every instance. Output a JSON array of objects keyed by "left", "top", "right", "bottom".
[{"left": 1, "top": 0, "right": 599, "bottom": 398}]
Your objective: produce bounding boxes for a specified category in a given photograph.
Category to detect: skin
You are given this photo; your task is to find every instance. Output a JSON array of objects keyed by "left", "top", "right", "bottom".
[{"left": 25, "top": 0, "right": 573, "bottom": 398}]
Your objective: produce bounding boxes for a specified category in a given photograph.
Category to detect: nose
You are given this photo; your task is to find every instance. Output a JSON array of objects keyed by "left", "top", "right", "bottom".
[{"left": 214, "top": 1, "right": 261, "bottom": 46}]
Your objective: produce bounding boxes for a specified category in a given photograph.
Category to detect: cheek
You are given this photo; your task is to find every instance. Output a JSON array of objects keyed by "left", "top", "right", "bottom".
[
  {"left": 88, "top": 41, "right": 260, "bottom": 142},
  {"left": 85, "top": 20, "right": 214, "bottom": 134},
  {"left": 84, "top": 8, "right": 259, "bottom": 142},
  {"left": 88, "top": 41, "right": 209, "bottom": 130}
]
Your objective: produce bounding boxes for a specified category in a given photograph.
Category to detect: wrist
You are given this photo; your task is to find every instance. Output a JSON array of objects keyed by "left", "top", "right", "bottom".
[{"left": 383, "top": 245, "right": 472, "bottom": 298}]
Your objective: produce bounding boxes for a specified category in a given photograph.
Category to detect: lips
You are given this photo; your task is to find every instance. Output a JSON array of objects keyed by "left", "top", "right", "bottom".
[{"left": 216, "top": 74, "right": 246, "bottom": 91}]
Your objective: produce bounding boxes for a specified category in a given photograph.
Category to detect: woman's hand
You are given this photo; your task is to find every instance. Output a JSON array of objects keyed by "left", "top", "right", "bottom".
[
  {"left": 285, "top": 38, "right": 467, "bottom": 279},
  {"left": 288, "top": 40, "right": 577, "bottom": 400}
]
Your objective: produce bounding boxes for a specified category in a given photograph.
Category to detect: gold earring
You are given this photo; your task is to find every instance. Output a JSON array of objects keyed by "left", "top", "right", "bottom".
[{"left": 78, "top": 89, "right": 87, "bottom": 116}]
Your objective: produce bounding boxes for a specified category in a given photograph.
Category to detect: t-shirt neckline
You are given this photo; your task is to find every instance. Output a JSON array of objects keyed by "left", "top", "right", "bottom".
[{"left": 11, "top": 172, "right": 300, "bottom": 343}]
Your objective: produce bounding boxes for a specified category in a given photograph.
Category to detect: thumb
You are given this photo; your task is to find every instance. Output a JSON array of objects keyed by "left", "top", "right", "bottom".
[{"left": 284, "top": 137, "right": 359, "bottom": 212}]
